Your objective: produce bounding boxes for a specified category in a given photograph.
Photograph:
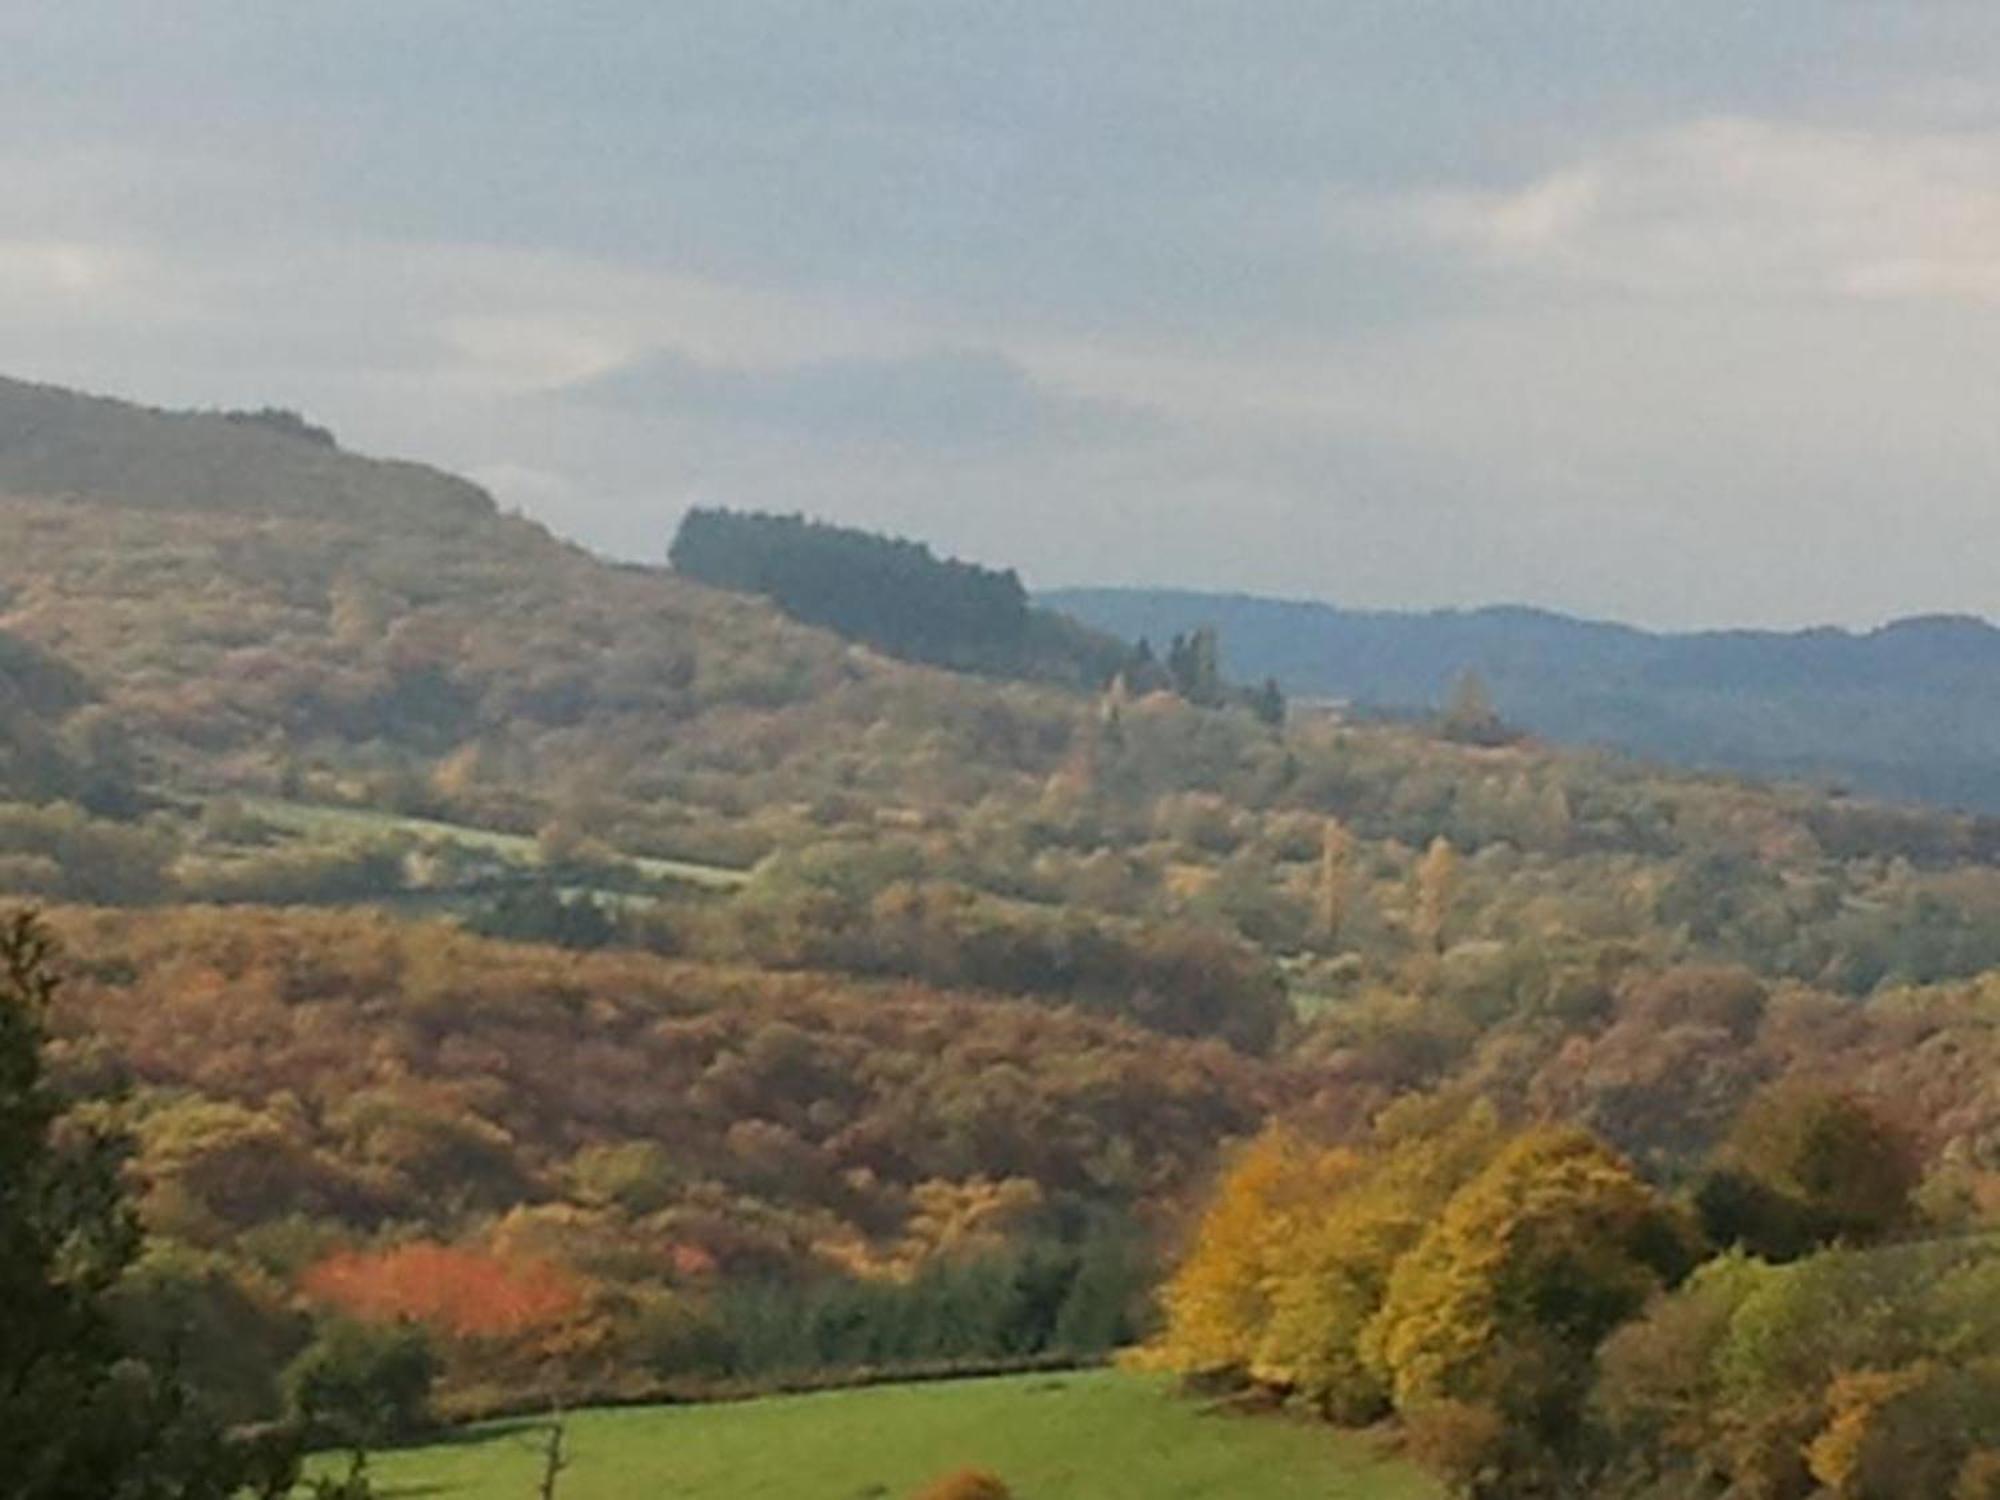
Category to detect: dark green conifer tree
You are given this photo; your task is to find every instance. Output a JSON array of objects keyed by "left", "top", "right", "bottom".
[{"left": 0, "top": 910, "right": 247, "bottom": 1499}]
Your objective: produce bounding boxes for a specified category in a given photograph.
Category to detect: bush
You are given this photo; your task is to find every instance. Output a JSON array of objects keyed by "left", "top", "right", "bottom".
[
  {"left": 109, "top": 1243, "right": 308, "bottom": 1424},
  {"left": 911, "top": 1469, "right": 1013, "bottom": 1500},
  {"left": 283, "top": 1319, "right": 437, "bottom": 1446},
  {"left": 305, "top": 1450, "right": 378, "bottom": 1500},
  {"left": 178, "top": 840, "right": 406, "bottom": 905}
]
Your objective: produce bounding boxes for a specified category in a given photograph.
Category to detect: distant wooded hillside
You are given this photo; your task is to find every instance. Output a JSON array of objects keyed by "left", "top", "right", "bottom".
[
  {"left": 1045, "top": 587, "right": 2000, "bottom": 812},
  {"left": 672, "top": 507, "right": 1130, "bottom": 687}
]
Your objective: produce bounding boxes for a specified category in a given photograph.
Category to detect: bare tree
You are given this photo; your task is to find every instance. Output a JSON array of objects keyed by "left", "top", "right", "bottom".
[{"left": 533, "top": 1405, "right": 569, "bottom": 1500}]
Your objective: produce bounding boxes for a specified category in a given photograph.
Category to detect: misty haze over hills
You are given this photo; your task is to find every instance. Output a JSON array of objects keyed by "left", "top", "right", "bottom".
[{"left": 1046, "top": 587, "right": 2000, "bottom": 813}]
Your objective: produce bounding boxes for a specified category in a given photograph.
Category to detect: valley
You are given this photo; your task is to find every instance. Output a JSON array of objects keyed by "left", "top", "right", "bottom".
[{"left": 0, "top": 376, "right": 1995, "bottom": 1499}]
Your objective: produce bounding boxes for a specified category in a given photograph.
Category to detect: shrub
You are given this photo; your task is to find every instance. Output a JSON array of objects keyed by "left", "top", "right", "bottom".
[
  {"left": 911, "top": 1469, "right": 1013, "bottom": 1500},
  {"left": 283, "top": 1319, "right": 437, "bottom": 1446},
  {"left": 109, "top": 1243, "right": 308, "bottom": 1424}
]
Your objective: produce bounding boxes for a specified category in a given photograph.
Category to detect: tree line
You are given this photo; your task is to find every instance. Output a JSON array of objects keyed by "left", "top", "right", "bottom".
[
  {"left": 1146, "top": 1082, "right": 1997, "bottom": 1499},
  {"left": 670, "top": 507, "right": 1035, "bottom": 671}
]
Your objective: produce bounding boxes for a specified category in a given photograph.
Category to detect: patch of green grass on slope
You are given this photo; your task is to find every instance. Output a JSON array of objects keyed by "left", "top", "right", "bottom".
[
  {"left": 239, "top": 797, "right": 750, "bottom": 890},
  {"left": 333, "top": 1371, "right": 1437, "bottom": 1499}
]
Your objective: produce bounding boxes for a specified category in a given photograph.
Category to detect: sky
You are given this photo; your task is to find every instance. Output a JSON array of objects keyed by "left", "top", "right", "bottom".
[{"left": 6, "top": 2, "right": 2000, "bottom": 629}]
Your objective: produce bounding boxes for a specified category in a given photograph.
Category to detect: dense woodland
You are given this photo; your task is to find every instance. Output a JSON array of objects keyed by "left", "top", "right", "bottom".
[
  {"left": 670, "top": 506, "right": 1131, "bottom": 686},
  {"left": 0, "top": 378, "right": 1996, "bottom": 1497}
]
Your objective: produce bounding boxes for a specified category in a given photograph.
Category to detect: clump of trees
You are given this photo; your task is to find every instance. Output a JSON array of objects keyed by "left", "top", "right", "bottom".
[
  {"left": 672, "top": 507, "right": 1094, "bottom": 681},
  {"left": 673, "top": 859, "right": 1290, "bottom": 1052},
  {"left": 302, "top": 1244, "right": 587, "bottom": 1344},
  {"left": 1147, "top": 1082, "right": 1976, "bottom": 1499},
  {"left": 284, "top": 1319, "right": 437, "bottom": 1449},
  {"left": 35, "top": 905, "right": 1268, "bottom": 1415},
  {"left": 219, "top": 407, "right": 338, "bottom": 448},
  {"left": 1437, "top": 670, "right": 1514, "bottom": 747},
  {"left": 1595, "top": 1238, "right": 2000, "bottom": 1499},
  {"left": 702, "top": 1229, "right": 1146, "bottom": 1383}
]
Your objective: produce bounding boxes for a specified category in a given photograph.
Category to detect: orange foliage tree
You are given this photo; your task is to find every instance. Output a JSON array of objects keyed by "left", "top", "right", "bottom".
[{"left": 302, "top": 1242, "right": 585, "bottom": 1343}]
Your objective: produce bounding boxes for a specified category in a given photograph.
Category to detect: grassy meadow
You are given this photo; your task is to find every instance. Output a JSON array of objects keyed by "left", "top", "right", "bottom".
[
  {"left": 239, "top": 796, "right": 752, "bottom": 890},
  {"left": 328, "top": 1371, "right": 1438, "bottom": 1500}
]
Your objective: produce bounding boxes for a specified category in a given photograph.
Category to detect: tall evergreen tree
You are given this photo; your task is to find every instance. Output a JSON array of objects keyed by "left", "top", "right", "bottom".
[
  {"left": 1251, "top": 676, "right": 1287, "bottom": 728},
  {"left": 0, "top": 909, "right": 243, "bottom": 1499},
  {"left": 1166, "top": 626, "right": 1224, "bottom": 707},
  {"left": 1439, "top": 668, "right": 1508, "bottom": 746}
]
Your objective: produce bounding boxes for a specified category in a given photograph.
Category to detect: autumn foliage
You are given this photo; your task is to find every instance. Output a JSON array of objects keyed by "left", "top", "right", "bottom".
[
  {"left": 1151, "top": 1109, "right": 1700, "bottom": 1490},
  {"left": 1156, "top": 1090, "right": 1995, "bottom": 1499},
  {"left": 302, "top": 1243, "right": 584, "bottom": 1343},
  {"left": 910, "top": 1469, "right": 1012, "bottom": 1500}
]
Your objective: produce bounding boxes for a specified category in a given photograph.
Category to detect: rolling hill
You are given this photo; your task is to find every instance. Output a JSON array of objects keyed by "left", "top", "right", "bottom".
[
  {"left": 0, "top": 375, "right": 1108, "bottom": 871},
  {"left": 4, "top": 373, "right": 2000, "bottom": 1489},
  {"left": 1044, "top": 587, "right": 2000, "bottom": 812}
]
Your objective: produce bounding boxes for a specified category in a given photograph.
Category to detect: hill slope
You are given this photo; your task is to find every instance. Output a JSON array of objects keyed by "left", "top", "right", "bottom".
[
  {"left": 0, "top": 377, "right": 1106, "bottom": 868},
  {"left": 0, "top": 375, "right": 493, "bottom": 523},
  {"left": 13, "top": 374, "right": 2000, "bottom": 1010},
  {"left": 6, "top": 375, "right": 2000, "bottom": 1455},
  {"left": 1044, "top": 587, "right": 2000, "bottom": 811}
]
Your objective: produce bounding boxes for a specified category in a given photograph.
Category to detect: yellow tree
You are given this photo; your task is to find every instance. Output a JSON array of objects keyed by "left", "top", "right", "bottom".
[
  {"left": 1413, "top": 837, "right": 1460, "bottom": 954},
  {"left": 1807, "top": 1360, "right": 2000, "bottom": 1500},
  {"left": 1319, "top": 818, "right": 1352, "bottom": 941},
  {"left": 1144, "top": 1127, "right": 1364, "bottom": 1379},
  {"left": 1250, "top": 1100, "right": 1503, "bottom": 1420},
  {"left": 1364, "top": 1126, "right": 1697, "bottom": 1483},
  {"left": 1149, "top": 1099, "right": 1504, "bottom": 1421}
]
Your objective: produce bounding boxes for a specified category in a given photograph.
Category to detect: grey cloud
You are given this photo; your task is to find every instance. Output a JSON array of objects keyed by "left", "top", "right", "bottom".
[
  {"left": 0, "top": 3, "right": 1929, "bottom": 338},
  {"left": 9, "top": 4, "right": 2000, "bottom": 628},
  {"left": 565, "top": 347, "right": 1158, "bottom": 449}
]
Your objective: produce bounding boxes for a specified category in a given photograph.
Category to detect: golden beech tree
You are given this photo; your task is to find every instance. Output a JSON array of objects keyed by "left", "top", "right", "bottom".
[
  {"left": 1146, "top": 1099, "right": 1505, "bottom": 1421},
  {"left": 1249, "top": 1101, "right": 1503, "bottom": 1420},
  {"left": 1363, "top": 1126, "right": 1698, "bottom": 1467},
  {"left": 1145, "top": 1126, "right": 1365, "bottom": 1380}
]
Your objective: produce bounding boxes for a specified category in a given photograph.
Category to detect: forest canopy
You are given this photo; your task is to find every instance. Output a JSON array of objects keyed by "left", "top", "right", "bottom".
[{"left": 670, "top": 506, "right": 1126, "bottom": 684}]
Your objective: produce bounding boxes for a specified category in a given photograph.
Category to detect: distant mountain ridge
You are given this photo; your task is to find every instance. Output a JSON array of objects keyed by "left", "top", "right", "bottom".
[{"left": 1043, "top": 587, "right": 2000, "bottom": 812}]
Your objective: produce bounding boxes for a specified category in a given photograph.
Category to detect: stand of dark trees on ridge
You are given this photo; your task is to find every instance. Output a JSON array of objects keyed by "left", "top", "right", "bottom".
[
  {"left": 668, "top": 506, "right": 1141, "bottom": 689},
  {"left": 668, "top": 506, "right": 1285, "bottom": 720},
  {"left": 671, "top": 509, "right": 1031, "bottom": 668}
]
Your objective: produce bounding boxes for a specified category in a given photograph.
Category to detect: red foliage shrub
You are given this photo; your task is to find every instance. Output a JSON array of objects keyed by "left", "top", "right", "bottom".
[{"left": 302, "top": 1242, "right": 585, "bottom": 1342}]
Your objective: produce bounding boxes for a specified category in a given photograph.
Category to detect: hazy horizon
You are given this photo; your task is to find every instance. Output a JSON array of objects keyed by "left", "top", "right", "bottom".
[{"left": 10, "top": 4, "right": 2000, "bottom": 630}]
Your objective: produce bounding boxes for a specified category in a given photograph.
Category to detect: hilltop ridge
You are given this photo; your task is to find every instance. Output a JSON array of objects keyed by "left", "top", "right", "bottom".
[
  {"left": 0, "top": 374, "right": 495, "bottom": 525},
  {"left": 1047, "top": 585, "right": 2000, "bottom": 810}
]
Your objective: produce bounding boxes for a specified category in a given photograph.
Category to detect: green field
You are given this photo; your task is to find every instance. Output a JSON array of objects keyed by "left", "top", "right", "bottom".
[
  {"left": 331, "top": 1372, "right": 1437, "bottom": 1499},
  {"left": 238, "top": 797, "right": 751, "bottom": 891}
]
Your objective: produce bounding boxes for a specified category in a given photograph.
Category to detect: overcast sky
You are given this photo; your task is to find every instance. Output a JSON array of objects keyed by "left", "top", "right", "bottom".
[{"left": 7, "top": 3, "right": 2000, "bottom": 628}]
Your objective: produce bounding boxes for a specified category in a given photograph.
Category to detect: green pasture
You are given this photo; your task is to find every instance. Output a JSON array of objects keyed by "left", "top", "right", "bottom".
[{"left": 324, "top": 1371, "right": 1436, "bottom": 1500}]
